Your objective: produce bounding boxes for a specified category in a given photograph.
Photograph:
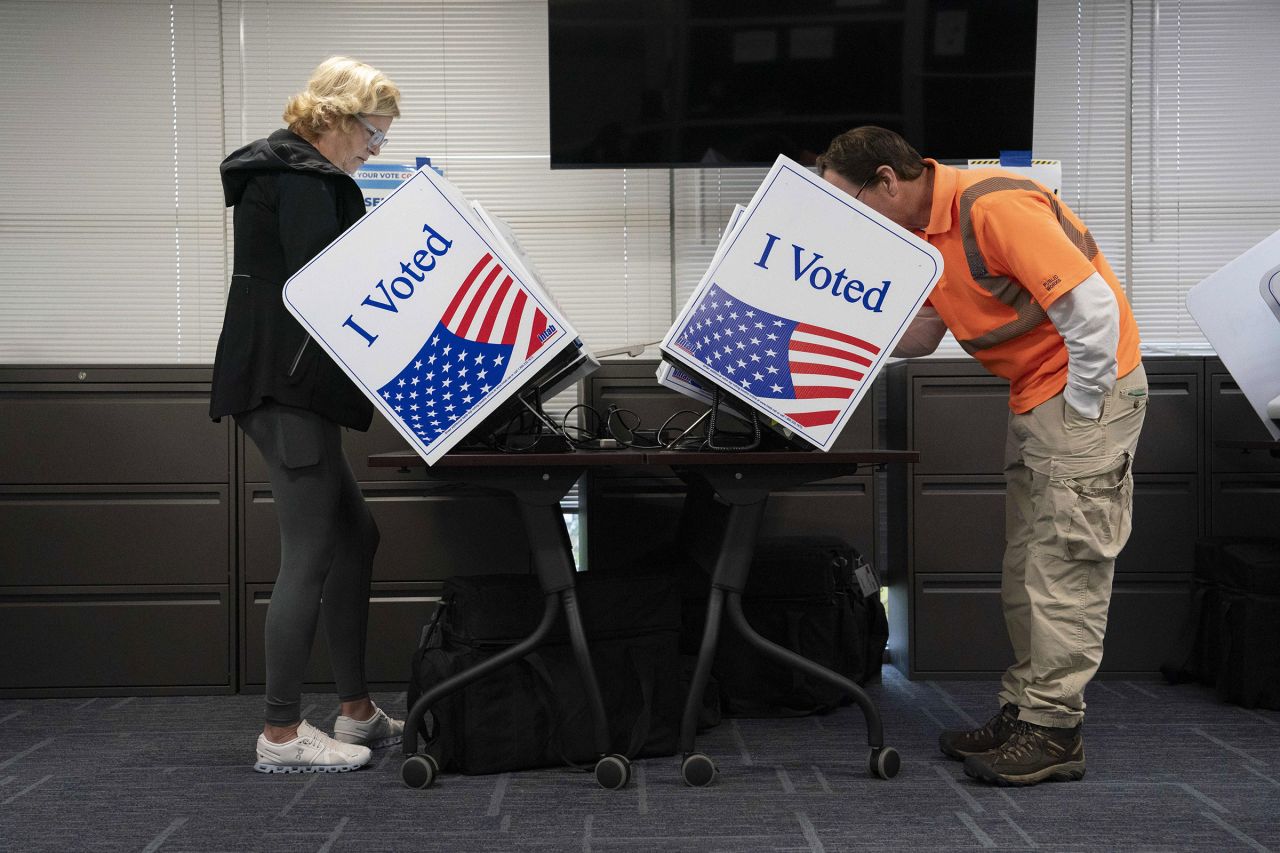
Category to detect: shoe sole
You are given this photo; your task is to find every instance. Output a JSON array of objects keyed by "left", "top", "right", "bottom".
[
  {"left": 940, "top": 743, "right": 1001, "bottom": 761},
  {"left": 963, "top": 760, "right": 1086, "bottom": 787},
  {"left": 333, "top": 734, "right": 402, "bottom": 749},
  {"left": 253, "top": 762, "right": 367, "bottom": 774}
]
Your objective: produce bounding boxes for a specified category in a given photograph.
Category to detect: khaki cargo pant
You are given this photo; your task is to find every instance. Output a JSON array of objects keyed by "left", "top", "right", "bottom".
[{"left": 997, "top": 363, "right": 1148, "bottom": 728}]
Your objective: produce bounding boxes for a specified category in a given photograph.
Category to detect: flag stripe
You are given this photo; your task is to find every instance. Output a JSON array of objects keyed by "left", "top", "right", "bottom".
[
  {"left": 441, "top": 253, "right": 493, "bottom": 328},
  {"left": 670, "top": 283, "right": 883, "bottom": 437},
  {"left": 792, "top": 385, "right": 855, "bottom": 400},
  {"left": 788, "top": 410, "right": 840, "bottom": 427},
  {"left": 476, "top": 275, "right": 514, "bottom": 341},
  {"left": 791, "top": 339, "right": 873, "bottom": 366},
  {"left": 796, "top": 322, "right": 880, "bottom": 355},
  {"left": 488, "top": 285, "right": 520, "bottom": 344},
  {"left": 461, "top": 273, "right": 504, "bottom": 340},
  {"left": 790, "top": 347, "right": 872, "bottom": 372},
  {"left": 455, "top": 263, "right": 504, "bottom": 336},
  {"left": 789, "top": 362, "right": 865, "bottom": 381},
  {"left": 502, "top": 289, "right": 528, "bottom": 345},
  {"left": 525, "top": 308, "right": 549, "bottom": 359}
]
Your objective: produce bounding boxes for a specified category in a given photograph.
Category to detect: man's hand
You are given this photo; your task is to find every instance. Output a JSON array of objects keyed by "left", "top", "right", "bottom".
[{"left": 892, "top": 306, "right": 947, "bottom": 357}]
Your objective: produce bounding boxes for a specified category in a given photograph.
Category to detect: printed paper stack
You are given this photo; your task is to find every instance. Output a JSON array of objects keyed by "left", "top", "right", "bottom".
[
  {"left": 283, "top": 167, "right": 594, "bottom": 465},
  {"left": 659, "top": 154, "right": 944, "bottom": 451}
]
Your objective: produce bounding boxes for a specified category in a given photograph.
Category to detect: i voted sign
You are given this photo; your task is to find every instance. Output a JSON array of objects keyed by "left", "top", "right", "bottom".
[
  {"left": 283, "top": 167, "right": 577, "bottom": 464},
  {"left": 661, "top": 154, "right": 943, "bottom": 450}
]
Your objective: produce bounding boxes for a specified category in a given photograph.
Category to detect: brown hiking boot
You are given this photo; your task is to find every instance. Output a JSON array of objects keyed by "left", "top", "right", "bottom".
[
  {"left": 962, "top": 719, "right": 1086, "bottom": 786},
  {"left": 939, "top": 703, "right": 1020, "bottom": 760}
]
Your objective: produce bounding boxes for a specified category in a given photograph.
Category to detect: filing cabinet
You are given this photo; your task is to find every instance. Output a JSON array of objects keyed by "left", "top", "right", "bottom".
[
  {"left": 887, "top": 358, "right": 1203, "bottom": 678},
  {"left": 0, "top": 367, "right": 234, "bottom": 695}
]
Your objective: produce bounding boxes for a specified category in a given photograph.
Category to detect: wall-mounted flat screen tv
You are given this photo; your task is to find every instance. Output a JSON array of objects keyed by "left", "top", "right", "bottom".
[{"left": 549, "top": 0, "right": 1038, "bottom": 168}]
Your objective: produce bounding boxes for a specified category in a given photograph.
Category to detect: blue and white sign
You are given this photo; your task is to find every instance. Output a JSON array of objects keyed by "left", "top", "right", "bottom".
[
  {"left": 660, "top": 154, "right": 943, "bottom": 451},
  {"left": 354, "top": 163, "right": 416, "bottom": 212},
  {"left": 284, "top": 167, "right": 581, "bottom": 464}
]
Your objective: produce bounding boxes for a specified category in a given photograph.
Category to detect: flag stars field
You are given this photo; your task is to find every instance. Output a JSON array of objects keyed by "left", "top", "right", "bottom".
[
  {"left": 377, "top": 251, "right": 560, "bottom": 448},
  {"left": 672, "top": 282, "right": 880, "bottom": 430}
]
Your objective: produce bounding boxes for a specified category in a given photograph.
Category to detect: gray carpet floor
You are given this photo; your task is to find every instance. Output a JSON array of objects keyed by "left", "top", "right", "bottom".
[{"left": 1, "top": 669, "right": 1277, "bottom": 852}]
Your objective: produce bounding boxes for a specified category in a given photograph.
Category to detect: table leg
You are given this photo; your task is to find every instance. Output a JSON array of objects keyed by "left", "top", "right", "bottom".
[
  {"left": 516, "top": 498, "right": 614, "bottom": 769},
  {"left": 401, "top": 465, "right": 627, "bottom": 790},
  {"left": 674, "top": 465, "right": 899, "bottom": 785},
  {"left": 676, "top": 490, "right": 765, "bottom": 786}
]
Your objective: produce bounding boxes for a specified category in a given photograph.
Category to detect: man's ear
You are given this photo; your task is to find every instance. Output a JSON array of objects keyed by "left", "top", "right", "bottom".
[{"left": 878, "top": 165, "right": 900, "bottom": 197}]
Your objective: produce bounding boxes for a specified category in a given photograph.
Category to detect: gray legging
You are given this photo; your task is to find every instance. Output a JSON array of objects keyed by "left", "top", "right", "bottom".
[{"left": 236, "top": 401, "right": 380, "bottom": 727}]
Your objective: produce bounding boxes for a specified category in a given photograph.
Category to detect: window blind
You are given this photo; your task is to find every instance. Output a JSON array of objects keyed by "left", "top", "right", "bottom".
[
  {"left": 223, "top": 0, "right": 673, "bottom": 367},
  {"left": 4, "top": 0, "right": 1280, "bottom": 368},
  {"left": 0, "top": 0, "right": 225, "bottom": 363},
  {"left": 672, "top": 167, "right": 770, "bottom": 311},
  {"left": 1033, "top": 0, "right": 1131, "bottom": 295},
  {"left": 1129, "top": 0, "right": 1280, "bottom": 352}
]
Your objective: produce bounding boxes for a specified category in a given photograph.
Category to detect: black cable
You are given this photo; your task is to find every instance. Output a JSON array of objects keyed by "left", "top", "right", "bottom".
[
  {"left": 606, "top": 405, "right": 664, "bottom": 448},
  {"left": 492, "top": 407, "right": 544, "bottom": 453},
  {"left": 657, "top": 409, "right": 707, "bottom": 449},
  {"left": 559, "top": 403, "right": 606, "bottom": 449},
  {"left": 483, "top": 392, "right": 765, "bottom": 454},
  {"left": 562, "top": 403, "right": 603, "bottom": 440}
]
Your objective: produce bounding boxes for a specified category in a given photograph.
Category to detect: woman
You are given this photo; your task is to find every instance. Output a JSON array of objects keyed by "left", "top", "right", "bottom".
[{"left": 210, "top": 56, "right": 404, "bottom": 773}]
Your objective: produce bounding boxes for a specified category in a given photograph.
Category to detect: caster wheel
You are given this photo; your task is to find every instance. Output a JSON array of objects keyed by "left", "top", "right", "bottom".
[
  {"left": 868, "top": 746, "right": 900, "bottom": 779},
  {"left": 680, "top": 752, "right": 717, "bottom": 787},
  {"left": 594, "top": 754, "right": 631, "bottom": 790},
  {"left": 402, "top": 753, "right": 439, "bottom": 789}
]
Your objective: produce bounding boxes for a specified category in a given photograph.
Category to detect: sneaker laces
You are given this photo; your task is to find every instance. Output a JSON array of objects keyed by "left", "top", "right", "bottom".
[
  {"left": 977, "top": 705, "right": 1017, "bottom": 740},
  {"left": 297, "top": 724, "right": 337, "bottom": 751},
  {"left": 997, "top": 720, "right": 1039, "bottom": 760}
]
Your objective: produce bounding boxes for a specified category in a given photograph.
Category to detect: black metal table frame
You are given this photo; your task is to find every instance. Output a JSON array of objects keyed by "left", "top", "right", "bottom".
[
  {"left": 369, "top": 448, "right": 916, "bottom": 789},
  {"left": 379, "top": 455, "right": 631, "bottom": 791}
]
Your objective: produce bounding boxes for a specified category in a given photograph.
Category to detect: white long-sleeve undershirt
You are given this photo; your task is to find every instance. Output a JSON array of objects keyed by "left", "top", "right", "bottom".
[
  {"left": 1045, "top": 272, "right": 1120, "bottom": 419},
  {"left": 892, "top": 273, "right": 1120, "bottom": 419}
]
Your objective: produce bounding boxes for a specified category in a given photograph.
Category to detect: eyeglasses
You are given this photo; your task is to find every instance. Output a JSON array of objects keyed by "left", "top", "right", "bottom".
[
  {"left": 354, "top": 114, "right": 388, "bottom": 151},
  {"left": 854, "top": 173, "right": 877, "bottom": 201}
]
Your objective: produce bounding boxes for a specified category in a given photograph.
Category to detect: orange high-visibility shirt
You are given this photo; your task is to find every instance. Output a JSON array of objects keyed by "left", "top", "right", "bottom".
[{"left": 920, "top": 160, "right": 1141, "bottom": 413}]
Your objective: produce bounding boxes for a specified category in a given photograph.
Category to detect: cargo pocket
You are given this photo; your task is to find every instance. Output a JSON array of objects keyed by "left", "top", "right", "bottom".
[
  {"left": 273, "top": 406, "right": 324, "bottom": 469},
  {"left": 1063, "top": 399, "right": 1103, "bottom": 431},
  {"left": 1047, "top": 452, "right": 1133, "bottom": 562}
]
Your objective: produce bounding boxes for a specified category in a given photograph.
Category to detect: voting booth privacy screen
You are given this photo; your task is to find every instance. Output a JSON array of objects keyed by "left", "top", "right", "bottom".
[
  {"left": 283, "top": 167, "right": 592, "bottom": 465},
  {"left": 1187, "top": 228, "right": 1280, "bottom": 440},
  {"left": 660, "top": 155, "right": 943, "bottom": 451}
]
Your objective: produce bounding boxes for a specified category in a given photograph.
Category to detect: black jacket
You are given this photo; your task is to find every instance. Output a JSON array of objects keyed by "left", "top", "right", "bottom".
[{"left": 209, "top": 129, "right": 373, "bottom": 430}]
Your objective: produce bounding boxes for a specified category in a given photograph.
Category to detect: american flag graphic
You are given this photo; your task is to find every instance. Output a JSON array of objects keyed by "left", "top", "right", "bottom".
[
  {"left": 377, "top": 252, "right": 557, "bottom": 449},
  {"left": 671, "top": 283, "right": 880, "bottom": 428}
]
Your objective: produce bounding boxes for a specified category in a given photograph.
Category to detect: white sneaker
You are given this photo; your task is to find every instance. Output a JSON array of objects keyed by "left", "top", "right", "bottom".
[
  {"left": 253, "top": 720, "right": 372, "bottom": 774},
  {"left": 333, "top": 704, "right": 404, "bottom": 749}
]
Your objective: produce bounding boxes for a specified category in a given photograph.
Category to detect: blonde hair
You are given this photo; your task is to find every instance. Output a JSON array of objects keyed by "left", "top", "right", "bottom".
[{"left": 283, "top": 56, "right": 401, "bottom": 141}]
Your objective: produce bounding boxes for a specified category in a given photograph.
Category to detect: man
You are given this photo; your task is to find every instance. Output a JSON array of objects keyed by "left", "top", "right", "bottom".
[{"left": 818, "top": 126, "right": 1147, "bottom": 786}]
